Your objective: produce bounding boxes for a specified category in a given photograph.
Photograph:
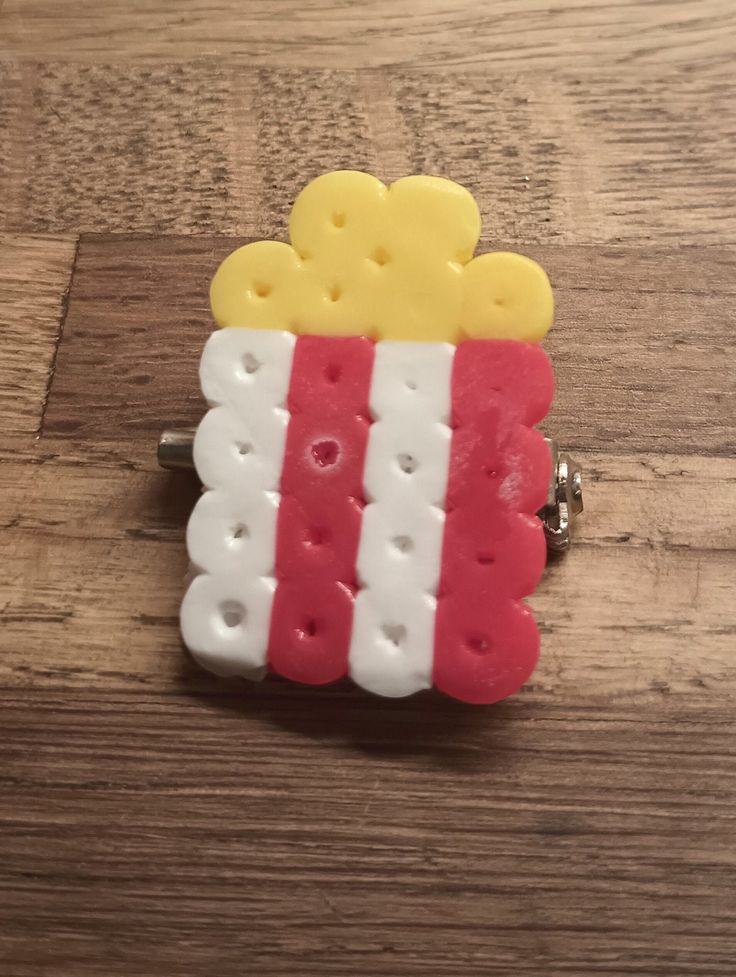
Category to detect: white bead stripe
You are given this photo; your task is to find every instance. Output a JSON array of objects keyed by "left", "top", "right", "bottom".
[
  {"left": 349, "top": 341, "right": 454, "bottom": 697},
  {"left": 181, "top": 328, "right": 296, "bottom": 674}
]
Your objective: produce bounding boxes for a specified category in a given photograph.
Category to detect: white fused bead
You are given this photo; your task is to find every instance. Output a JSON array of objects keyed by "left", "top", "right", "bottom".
[
  {"left": 362, "top": 418, "right": 452, "bottom": 507},
  {"left": 356, "top": 501, "right": 445, "bottom": 593},
  {"left": 186, "top": 487, "right": 280, "bottom": 577},
  {"left": 349, "top": 587, "right": 436, "bottom": 698},
  {"left": 370, "top": 341, "right": 454, "bottom": 423},
  {"left": 200, "top": 327, "right": 296, "bottom": 410},
  {"left": 193, "top": 402, "right": 289, "bottom": 492},
  {"left": 180, "top": 572, "right": 275, "bottom": 677}
]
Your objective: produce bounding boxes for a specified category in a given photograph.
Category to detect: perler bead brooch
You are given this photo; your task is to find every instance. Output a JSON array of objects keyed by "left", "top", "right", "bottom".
[{"left": 162, "top": 171, "right": 583, "bottom": 704}]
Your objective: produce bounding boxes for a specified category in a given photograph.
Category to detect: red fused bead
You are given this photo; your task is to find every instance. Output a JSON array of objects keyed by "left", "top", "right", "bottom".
[
  {"left": 433, "top": 592, "right": 540, "bottom": 705},
  {"left": 275, "top": 494, "right": 363, "bottom": 585},
  {"left": 287, "top": 335, "right": 375, "bottom": 418},
  {"left": 267, "top": 579, "right": 357, "bottom": 685}
]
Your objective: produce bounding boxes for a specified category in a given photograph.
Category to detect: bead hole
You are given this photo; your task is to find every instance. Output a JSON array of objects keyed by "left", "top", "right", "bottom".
[
  {"left": 236, "top": 441, "right": 253, "bottom": 457},
  {"left": 397, "top": 453, "right": 418, "bottom": 475},
  {"left": 477, "top": 553, "right": 495, "bottom": 566},
  {"left": 220, "top": 600, "right": 246, "bottom": 630},
  {"left": 370, "top": 246, "right": 390, "bottom": 267},
  {"left": 253, "top": 282, "right": 272, "bottom": 298},
  {"left": 231, "top": 523, "right": 250, "bottom": 543},
  {"left": 298, "top": 618, "right": 319, "bottom": 639},
  {"left": 305, "top": 525, "right": 329, "bottom": 547},
  {"left": 331, "top": 212, "right": 346, "bottom": 228},
  {"left": 311, "top": 439, "right": 340, "bottom": 468},
  {"left": 327, "top": 284, "right": 342, "bottom": 302},
  {"left": 325, "top": 362, "right": 342, "bottom": 384},
  {"left": 392, "top": 535, "right": 414, "bottom": 555},
  {"left": 242, "top": 352, "right": 261, "bottom": 375},
  {"left": 467, "top": 634, "right": 491, "bottom": 654},
  {"left": 381, "top": 623, "right": 407, "bottom": 648}
]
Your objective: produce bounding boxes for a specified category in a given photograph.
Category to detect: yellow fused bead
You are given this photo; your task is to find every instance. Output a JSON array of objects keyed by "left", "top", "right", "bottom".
[
  {"left": 209, "top": 241, "right": 302, "bottom": 331},
  {"left": 460, "top": 252, "right": 554, "bottom": 343},
  {"left": 209, "top": 170, "right": 554, "bottom": 344}
]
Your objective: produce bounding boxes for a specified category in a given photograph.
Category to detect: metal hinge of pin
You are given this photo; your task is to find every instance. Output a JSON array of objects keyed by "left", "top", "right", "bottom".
[{"left": 158, "top": 429, "right": 583, "bottom": 554}]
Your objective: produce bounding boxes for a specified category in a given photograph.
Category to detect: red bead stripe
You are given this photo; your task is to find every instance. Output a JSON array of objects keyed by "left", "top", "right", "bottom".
[
  {"left": 267, "top": 336, "right": 374, "bottom": 685},
  {"left": 433, "top": 340, "right": 554, "bottom": 704}
]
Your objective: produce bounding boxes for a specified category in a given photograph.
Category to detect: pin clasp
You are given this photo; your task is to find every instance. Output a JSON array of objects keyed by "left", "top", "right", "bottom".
[{"left": 539, "top": 439, "right": 584, "bottom": 553}]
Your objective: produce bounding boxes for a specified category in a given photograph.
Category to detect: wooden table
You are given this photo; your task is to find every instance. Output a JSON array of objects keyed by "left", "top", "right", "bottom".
[{"left": 1, "top": 3, "right": 734, "bottom": 975}]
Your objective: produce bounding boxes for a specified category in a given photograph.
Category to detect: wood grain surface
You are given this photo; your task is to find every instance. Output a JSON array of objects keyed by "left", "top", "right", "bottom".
[
  {"left": 1, "top": 0, "right": 734, "bottom": 70},
  {"left": 1, "top": 3, "right": 735, "bottom": 976}
]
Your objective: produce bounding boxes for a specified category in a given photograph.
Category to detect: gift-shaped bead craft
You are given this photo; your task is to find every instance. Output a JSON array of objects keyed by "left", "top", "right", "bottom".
[{"left": 180, "top": 171, "right": 558, "bottom": 704}]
